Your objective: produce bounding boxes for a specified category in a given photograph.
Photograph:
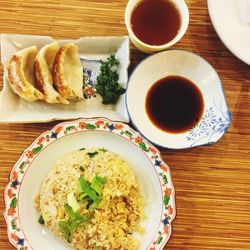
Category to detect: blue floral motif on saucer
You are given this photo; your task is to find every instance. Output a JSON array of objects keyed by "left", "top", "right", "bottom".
[{"left": 187, "top": 106, "right": 231, "bottom": 147}]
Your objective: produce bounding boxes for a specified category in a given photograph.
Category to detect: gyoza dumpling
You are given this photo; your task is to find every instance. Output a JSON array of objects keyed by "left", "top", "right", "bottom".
[
  {"left": 53, "top": 43, "right": 83, "bottom": 101},
  {"left": 7, "top": 46, "right": 44, "bottom": 102},
  {"left": 34, "top": 42, "right": 69, "bottom": 104}
]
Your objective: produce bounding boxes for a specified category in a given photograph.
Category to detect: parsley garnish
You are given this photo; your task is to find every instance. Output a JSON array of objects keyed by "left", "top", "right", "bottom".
[{"left": 96, "top": 55, "right": 126, "bottom": 104}]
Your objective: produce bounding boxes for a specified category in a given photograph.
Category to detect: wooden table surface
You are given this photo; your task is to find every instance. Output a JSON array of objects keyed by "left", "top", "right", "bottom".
[{"left": 0, "top": 0, "right": 250, "bottom": 249}]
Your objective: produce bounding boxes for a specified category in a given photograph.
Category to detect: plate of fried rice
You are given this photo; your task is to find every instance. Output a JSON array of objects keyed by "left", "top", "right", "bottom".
[{"left": 4, "top": 118, "right": 176, "bottom": 250}]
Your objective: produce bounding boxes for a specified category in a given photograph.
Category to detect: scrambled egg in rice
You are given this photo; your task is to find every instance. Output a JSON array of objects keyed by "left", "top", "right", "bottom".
[{"left": 35, "top": 148, "right": 144, "bottom": 250}]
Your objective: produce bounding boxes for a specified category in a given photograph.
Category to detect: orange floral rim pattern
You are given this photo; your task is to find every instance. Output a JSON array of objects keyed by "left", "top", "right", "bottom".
[{"left": 4, "top": 118, "right": 176, "bottom": 250}]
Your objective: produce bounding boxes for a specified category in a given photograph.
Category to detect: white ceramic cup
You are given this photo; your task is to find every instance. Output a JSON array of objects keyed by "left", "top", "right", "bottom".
[{"left": 125, "top": 0, "right": 190, "bottom": 53}]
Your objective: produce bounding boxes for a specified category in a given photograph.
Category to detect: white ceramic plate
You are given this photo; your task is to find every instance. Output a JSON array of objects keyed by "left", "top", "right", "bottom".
[
  {"left": 126, "top": 50, "right": 231, "bottom": 149},
  {"left": 4, "top": 118, "right": 175, "bottom": 250},
  {"left": 0, "top": 34, "right": 130, "bottom": 123},
  {"left": 208, "top": 0, "right": 250, "bottom": 65}
]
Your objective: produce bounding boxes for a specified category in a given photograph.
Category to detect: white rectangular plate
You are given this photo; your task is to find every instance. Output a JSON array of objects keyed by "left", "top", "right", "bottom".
[{"left": 0, "top": 34, "right": 130, "bottom": 123}]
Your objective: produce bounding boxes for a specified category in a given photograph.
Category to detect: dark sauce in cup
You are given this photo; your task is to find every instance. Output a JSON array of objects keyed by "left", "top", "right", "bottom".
[
  {"left": 131, "top": 0, "right": 181, "bottom": 46},
  {"left": 146, "top": 75, "right": 204, "bottom": 133}
]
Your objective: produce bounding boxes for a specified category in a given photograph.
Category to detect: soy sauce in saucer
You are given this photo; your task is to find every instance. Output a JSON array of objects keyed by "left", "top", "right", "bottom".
[
  {"left": 131, "top": 0, "right": 181, "bottom": 46},
  {"left": 146, "top": 75, "right": 204, "bottom": 133}
]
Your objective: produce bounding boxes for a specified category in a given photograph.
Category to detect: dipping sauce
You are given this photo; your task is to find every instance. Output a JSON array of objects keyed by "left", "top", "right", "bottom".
[
  {"left": 131, "top": 0, "right": 181, "bottom": 46},
  {"left": 146, "top": 75, "right": 204, "bottom": 133}
]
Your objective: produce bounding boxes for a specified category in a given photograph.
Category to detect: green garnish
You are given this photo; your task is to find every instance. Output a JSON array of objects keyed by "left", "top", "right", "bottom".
[
  {"left": 79, "top": 148, "right": 86, "bottom": 151},
  {"left": 86, "top": 199, "right": 94, "bottom": 209},
  {"left": 95, "top": 176, "right": 107, "bottom": 184},
  {"left": 64, "top": 204, "right": 77, "bottom": 219},
  {"left": 90, "top": 176, "right": 107, "bottom": 194},
  {"left": 79, "top": 192, "right": 88, "bottom": 200},
  {"left": 78, "top": 175, "right": 107, "bottom": 209},
  {"left": 87, "top": 152, "right": 98, "bottom": 158},
  {"left": 96, "top": 246, "right": 100, "bottom": 250},
  {"left": 96, "top": 54, "right": 126, "bottom": 104},
  {"left": 38, "top": 215, "right": 44, "bottom": 225},
  {"left": 79, "top": 165, "right": 84, "bottom": 171},
  {"left": 79, "top": 176, "right": 99, "bottom": 202},
  {"left": 59, "top": 220, "right": 72, "bottom": 241},
  {"left": 59, "top": 204, "right": 91, "bottom": 242},
  {"left": 67, "top": 193, "right": 80, "bottom": 212},
  {"left": 59, "top": 176, "right": 107, "bottom": 241},
  {"left": 99, "top": 148, "right": 108, "bottom": 153}
]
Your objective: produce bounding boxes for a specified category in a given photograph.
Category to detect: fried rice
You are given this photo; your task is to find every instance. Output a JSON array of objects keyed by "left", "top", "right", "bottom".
[{"left": 35, "top": 148, "right": 144, "bottom": 250}]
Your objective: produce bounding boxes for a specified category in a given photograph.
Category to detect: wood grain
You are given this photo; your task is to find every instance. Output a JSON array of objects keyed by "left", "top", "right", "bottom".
[{"left": 0, "top": 0, "right": 250, "bottom": 249}]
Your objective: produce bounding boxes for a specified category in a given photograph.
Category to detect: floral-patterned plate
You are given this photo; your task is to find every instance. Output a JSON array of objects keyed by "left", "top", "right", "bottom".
[
  {"left": 4, "top": 118, "right": 175, "bottom": 250},
  {"left": 126, "top": 50, "right": 232, "bottom": 149}
]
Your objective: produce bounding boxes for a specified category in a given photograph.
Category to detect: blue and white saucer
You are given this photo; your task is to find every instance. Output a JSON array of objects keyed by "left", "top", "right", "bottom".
[{"left": 126, "top": 50, "right": 231, "bottom": 149}]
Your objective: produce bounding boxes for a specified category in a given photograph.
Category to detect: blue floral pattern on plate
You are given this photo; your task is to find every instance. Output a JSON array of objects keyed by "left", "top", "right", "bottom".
[
  {"left": 187, "top": 106, "right": 232, "bottom": 147},
  {"left": 80, "top": 58, "right": 102, "bottom": 98},
  {"left": 81, "top": 58, "right": 101, "bottom": 86}
]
